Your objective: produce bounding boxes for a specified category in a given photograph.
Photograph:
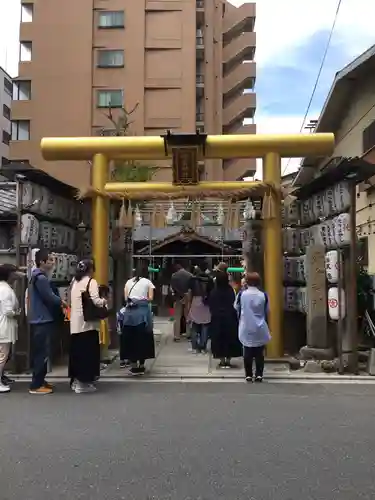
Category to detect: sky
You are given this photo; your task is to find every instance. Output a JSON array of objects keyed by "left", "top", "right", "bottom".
[{"left": 1, "top": 0, "right": 375, "bottom": 177}]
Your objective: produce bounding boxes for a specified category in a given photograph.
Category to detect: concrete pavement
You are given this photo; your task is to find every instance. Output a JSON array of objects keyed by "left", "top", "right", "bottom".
[
  {"left": 1, "top": 382, "right": 375, "bottom": 499},
  {"left": 9, "top": 318, "right": 374, "bottom": 382}
]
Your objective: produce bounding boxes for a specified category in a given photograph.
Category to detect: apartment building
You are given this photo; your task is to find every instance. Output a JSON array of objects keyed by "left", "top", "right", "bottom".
[
  {"left": 11, "top": 0, "right": 256, "bottom": 188},
  {"left": 0, "top": 67, "right": 13, "bottom": 168}
]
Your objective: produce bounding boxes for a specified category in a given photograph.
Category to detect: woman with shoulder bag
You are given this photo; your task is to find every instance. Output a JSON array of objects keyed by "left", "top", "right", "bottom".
[
  {"left": 117, "top": 264, "right": 155, "bottom": 375},
  {"left": 69, "top": 259, "right": 107, "bottom": 394}
]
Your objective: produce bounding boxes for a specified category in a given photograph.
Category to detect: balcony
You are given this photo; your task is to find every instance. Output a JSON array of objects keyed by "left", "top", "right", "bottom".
[
  {"left": 196, "top": 0, "right": 204, "bottom": 24},
  {"left": 20, "top": 22, "right": 33, "bottom": 42},
  {"left": 196, "top": 74, "right": 204, "bottom": 96},
  {"left": 9, "top": 140, "right": 32, "bottom": 163},
  {"left": 11, "top": 100, "right": 32, "bottom": 120},
  {"left": 223, "top": 92, "right": 256, "bottom": 129},
  {"left": 223, "top": 158, "right": 257, "bottom": 181},
  {"left": 223, "top": 3, "right": 255, "bottom": 44},
  {"left": 223, "top": 32, "right": 256, "bottom": 73},
  {"left": 17, "top": 62, "right": 32, "bottom": 79},
  {"left": 196, "top": 33, "right": 204, "bottom": 59},
  {"left": 196, "top": 74, "right": 204, "bottom": 85},
  {"left": 223, "top": 62, "right": 256, "bottom": 101},
  {"left": 196, "top": 112, "right": 204, "bottom": 125},
  {"left": 196, "top": 111, "right": 204, "bottom": 133}
]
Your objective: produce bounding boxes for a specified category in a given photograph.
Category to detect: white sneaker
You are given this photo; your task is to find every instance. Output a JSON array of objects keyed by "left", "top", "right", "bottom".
[
  {"left": 0, "top": 383, "right": 10, "bottom": 393},
  {"left": 74, "top": 382, "right": 96, "bottom": 394}
]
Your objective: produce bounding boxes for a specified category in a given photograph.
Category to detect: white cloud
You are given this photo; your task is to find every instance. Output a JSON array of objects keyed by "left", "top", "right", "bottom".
[
  {"left": 244, "top": 116, "right": 305, "bottom": 179},
  {"left": 231, "top": 0, "right": 375, "bottom": 66},
  {"left": 231, "top": 0, "right": 375, "bottom": 178}
]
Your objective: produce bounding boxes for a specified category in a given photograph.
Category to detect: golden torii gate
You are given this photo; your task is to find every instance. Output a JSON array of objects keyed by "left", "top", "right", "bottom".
[{"left": 41, "top": 132, "right": 334, "bottom": 358}]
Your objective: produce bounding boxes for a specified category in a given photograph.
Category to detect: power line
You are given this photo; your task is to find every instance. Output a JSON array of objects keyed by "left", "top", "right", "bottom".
[{"left": 282, "top": 0, "right": 343, "bottom": 176}]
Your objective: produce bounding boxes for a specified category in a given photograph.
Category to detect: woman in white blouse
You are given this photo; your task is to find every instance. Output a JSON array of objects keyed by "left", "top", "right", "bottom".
[
  {"left": 117, "top": 264, "right": 155, "bottom": 374},
  {"left": 0, "top": 264, "right": 21, "bottom": 393},
  {"left": 69, "top": 259, "right": 107, "bottom": 394}
]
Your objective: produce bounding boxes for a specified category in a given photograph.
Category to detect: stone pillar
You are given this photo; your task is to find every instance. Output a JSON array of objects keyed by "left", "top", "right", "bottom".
[{"left": 300, "top": 244, "right": 334, "bottom": 360}]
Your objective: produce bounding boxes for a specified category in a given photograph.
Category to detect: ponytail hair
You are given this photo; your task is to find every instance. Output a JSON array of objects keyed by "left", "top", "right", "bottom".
[
  {"left": 75, "top": 259, "right": 95, "bottom": 282},
  {"left": 133, "top": 262, "right": 149, "bottom": 281}
]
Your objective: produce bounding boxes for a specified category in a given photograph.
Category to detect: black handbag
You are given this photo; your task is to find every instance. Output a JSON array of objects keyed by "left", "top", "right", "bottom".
[{"left": 82, "top": 278, "right": 108, "bottom": 321}]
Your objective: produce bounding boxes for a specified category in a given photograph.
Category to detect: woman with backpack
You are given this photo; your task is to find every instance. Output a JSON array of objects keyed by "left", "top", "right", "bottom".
[
  {"left": 117, "top": 264, "right": 155, "bottom": 375},
  {"left": 235, "top": 272, "right": 270, "bottom": 382}
]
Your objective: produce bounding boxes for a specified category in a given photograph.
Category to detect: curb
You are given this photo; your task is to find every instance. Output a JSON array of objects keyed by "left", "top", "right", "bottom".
[{"left": 8, "top": 373, "right": 375, "bottom": 382}]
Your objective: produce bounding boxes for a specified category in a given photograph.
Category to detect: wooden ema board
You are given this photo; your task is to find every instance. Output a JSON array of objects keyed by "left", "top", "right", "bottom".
[{"left": 306, "top": 244, "right": 328, "bottom": 348}]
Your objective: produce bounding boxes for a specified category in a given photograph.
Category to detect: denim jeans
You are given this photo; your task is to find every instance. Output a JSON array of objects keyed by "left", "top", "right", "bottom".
[
  {"left": 191, "top": 323, "right": 209, "bottom": 352},
  {"left": 30, "top": 323, "right": 52, "bottom": 390}
]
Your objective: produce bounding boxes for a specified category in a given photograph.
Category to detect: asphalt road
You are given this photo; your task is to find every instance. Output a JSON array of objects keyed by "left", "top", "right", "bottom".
[{"left": 1, "top": 382, "right": 375, "bottom": 500}]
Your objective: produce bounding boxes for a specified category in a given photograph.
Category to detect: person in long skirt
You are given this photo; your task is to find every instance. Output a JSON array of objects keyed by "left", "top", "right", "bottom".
[
  {"left": 69, "top": 259, "right": 106, "bottom": 394},
  {"left": 118, "top": 265, "right": 155, "bottom": 375},
  {"left": 208, "top": 270, "right": 242, "bottom": 368}
]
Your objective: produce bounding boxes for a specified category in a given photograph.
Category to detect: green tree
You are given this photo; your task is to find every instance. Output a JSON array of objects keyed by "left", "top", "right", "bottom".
[{"left": 100, "top": 103, "right": 158, "bottom": 182}]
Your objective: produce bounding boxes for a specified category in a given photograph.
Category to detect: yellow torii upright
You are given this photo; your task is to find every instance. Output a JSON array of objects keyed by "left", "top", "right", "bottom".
[{"left": 41, "top": 132, "right": 334, "bottom": 358}]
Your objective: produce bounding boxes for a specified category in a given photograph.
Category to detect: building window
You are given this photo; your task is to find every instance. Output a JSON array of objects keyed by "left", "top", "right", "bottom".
[
  {"left": 1, "top": 157, "right": 10, "bottom": 166},
  {"left": 2, "top": 131, "right": 11, "bottom": 145},
  {"left": 97, "top": 50, "right": 124, "bottom": 68},
  {"left": 98, "top": 11, "right": 124, "bottom": 29},
  {"left": 3, "top": 104, "right": 10, "bottom": 120},
  {"left": 21, "top": 3, "right": 33, "bottom": 22},
  {"left": 11, "top": 120, "right": 30, "bottom": 141},
  {"left": 97, "top": 90, "right": 123, "bottom": 108},
  {"left": 20, "top": 42, "right": 32, "bottom": 62},
  {"left": 363, "top": 121, "right": 375, "bottom": 153},
  {"left": 13, "top": 80, "right": 31, "bottom": 100},
  {"left": 4, "top": 77, "right": 13, "bottom": 97}
]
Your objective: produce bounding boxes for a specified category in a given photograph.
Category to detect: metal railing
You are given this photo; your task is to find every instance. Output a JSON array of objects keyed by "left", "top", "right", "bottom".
[
  {"left": 196, "top": 36, "right": 204, "bottom": 46},
  {"left": 196, "top": 74, "right": 204, "bottom": 84},
  {"left": 196, "top": 112, "right": 204, "bottom": 122},
  {"left": 197, "top": 0, "right": 204, "bottom": 8}
]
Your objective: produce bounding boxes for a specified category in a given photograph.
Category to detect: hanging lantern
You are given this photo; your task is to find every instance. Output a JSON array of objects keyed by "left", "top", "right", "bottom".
[
  {"left": 217, "top": 203, "right": 225, "bottom": 225},
  {"left": 196, "top": 202, "right": 201, "bottom": 228},
  {"left": 190, "top": 203, "right": 196, "bottom": 228},
  {"left": 158, "top": 204, "right": 166, "bottom": 228},
  {"left": 116, "top": 200, "right": 127, "bottom": 228},
  {"left": 166, "top": 201, "right": 177, "bottom": 225},
  {"left": 232, "top": 203, "right": 240, "bottom": 229},
  {"left": 134, "top": 205, "right": 142, "bottom": 227},
  {"left": 243, "top": 198, "right": 256, "bottom": 220}
]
